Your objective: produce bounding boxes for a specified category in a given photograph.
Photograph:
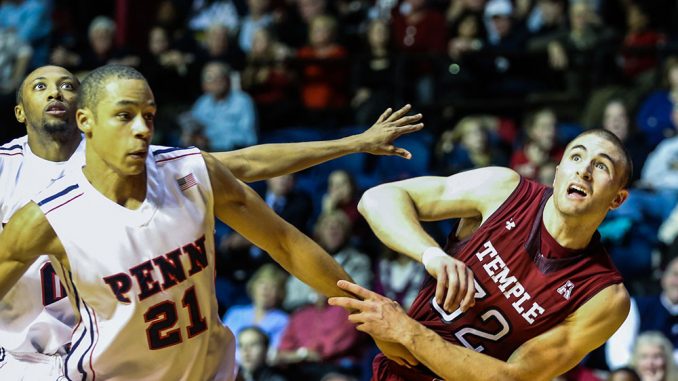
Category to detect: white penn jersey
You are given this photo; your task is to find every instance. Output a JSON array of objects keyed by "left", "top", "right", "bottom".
[
  {"left": 0, "top": 135, "right": 83, "bottom": 355},
  {"left": 34, "top": 146, "right": 236, "bottom": 381}
]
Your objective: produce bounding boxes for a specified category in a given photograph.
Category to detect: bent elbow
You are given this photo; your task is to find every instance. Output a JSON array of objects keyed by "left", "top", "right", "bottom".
[{"left": 358, "top": 186, "right": 383, "bottom": 218}]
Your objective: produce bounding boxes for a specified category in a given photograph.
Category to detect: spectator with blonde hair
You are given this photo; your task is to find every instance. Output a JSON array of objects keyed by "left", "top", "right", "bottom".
[
  {"left": 223, "top": 263, "right": 290, "bottom": 363},
  {"left": 631, "top": 332, "right": 678, "bottom": 381}
]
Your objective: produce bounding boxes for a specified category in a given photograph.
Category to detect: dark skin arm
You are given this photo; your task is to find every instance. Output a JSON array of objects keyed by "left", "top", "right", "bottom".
[{"left": 211, "top": 105, "right": 423, "bottom": 182}]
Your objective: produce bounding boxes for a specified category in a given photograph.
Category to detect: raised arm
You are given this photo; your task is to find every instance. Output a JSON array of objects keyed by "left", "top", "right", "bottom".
[
  {"left": 202, "top": 151, "right": 353, "bottom": 299},
  {"left": 0, "top": 202, "right": 64, "bottom": 299},
  {"left": 358, "top": 167, "right": 520, "bottom": 312},
  {"left": 210, "top": 105, "right": 423, "bottom": 182},
  {"left": 330, "top": 281, "right": 630, "bottom": 381},
  {"left": 358, "top": 167, "right": 519, "bottom": 258}
]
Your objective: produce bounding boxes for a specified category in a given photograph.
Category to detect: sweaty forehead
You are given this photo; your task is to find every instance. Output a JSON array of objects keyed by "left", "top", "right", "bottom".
[{"left": 25, "top": 66, "right": 75, "bottom": 84}]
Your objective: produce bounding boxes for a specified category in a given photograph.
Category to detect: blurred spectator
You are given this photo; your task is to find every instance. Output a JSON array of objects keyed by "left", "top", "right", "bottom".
[
  {"left": 194, "top": 23, "right": 246, "bottom": 71},
  {"left": 447, "top": 11, "right": 485, "bottom": 61},
  {"left": 274, "top": 292, "right": 365, "bottom": 381},
  {"left": 239, "top": 0, "right": 274, "bottom": 53},
  {"left": 510, "top": 108, "right": 563, "bottom": 184},
  {"left": 0, "top": 0, "right": 50, "bottom": 67},
  {"left": 320, "top": 170, "right": 360, "bottom": 229},
  {"left": 639, "top": 108, "right": 678, "bottom": 192},
  {"left": 445, "top": 0, "right": 486, "bottom": 28},
  {"left": 297, "top": 15, "right": 349, "bottom": 124},
  {"left": 618, "top": 2, "right": 665, "bottom": 84},
  {"left": 187, "top": 61, "right": 257, "bottom": 151},
  {"left": 236, "top": 327, "right": 289, "bottom": 381},
  {"left": 372, "top": 246, "right": 425, "bottom": 310},
  {"left": 636, "top": 56, "right": 678, "bottom": 147},
  {"left": 223, "top": 264, "right": 289, "bottom": 363},
  {"left": 241, "top": 27, "right": 297, "bottom": 131},
  {"left": 0, "top": 27, "right": 30, "bottom": 141},
  {"left": 216, "top": 174, "right": 312, "bottom": 313},
  {"left": 436, "top": 115, "right": 508, "bottom": 175},
  {"left": 284, "top": 211, "right": 371, "bottom": 312},
  {"left": 607, "top": 258, "right": 678, "bottom": 369},
  {"left": 601, "top": 98, "right": 650, "bottom": 184},
  {"left": 351, "top": 18, "right": 396, "bottom": 126},
  {"left": 50, "top": 15, "right": 140, "bottom": 73},
  {"left": 273, "top": 0, "right": 329, "bottom": 49},
  {"left": 525, "top": 0, "right": 567, "bottom": 38},
  {"left": 607, "top": 367, "right": 641, "bottom": 381},
  {"left": 528, "top": 0, "right": 617, "bottom": 98},
  {"left": 630, "top": 332, "right": 678, "bottom": 381},
  {"left": 189, "top": 0, "right": 239, "bottom": 33},
  {"left": 392, "top": 0, "right": 447, "bottom": 105},
  {"left": 141, "top": 25, "right": 194, "bottom": 144}
]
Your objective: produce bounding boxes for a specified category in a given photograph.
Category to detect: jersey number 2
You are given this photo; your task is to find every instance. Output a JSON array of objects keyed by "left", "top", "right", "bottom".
[
  {"left": 144, "top": 286, "right": 208, "bottom": 350},
  {"left": 431, "top": 279, "right": 510, "bottom": 353}
]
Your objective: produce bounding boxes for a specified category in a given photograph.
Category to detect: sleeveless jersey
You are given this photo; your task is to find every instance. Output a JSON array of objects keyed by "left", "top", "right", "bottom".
[
  {"left": 0, "top": 136, "right": 83, "bottom": 355},
  {"left": 34, "top": 146, "right": 236, "bottom": 381},
  {"left": 373, "top": 177, "right": 623, "bottom": 381}
]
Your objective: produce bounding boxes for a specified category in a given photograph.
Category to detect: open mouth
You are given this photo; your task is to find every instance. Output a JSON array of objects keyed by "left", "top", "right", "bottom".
[
  {"left": 567, "top": 184, "right": 588, "bottom": 199},
  {"left": 128, "top": 150, "right": 148, "bottom": 159},
  {"left": 45, "top": 102, "right": 67, "bottom": 116}
]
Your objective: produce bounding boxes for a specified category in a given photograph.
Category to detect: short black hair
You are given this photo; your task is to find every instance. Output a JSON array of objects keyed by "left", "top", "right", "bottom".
[
  {"left": 570, "top": 128, "right": 634, "bottom": 188},
  {"left": 237, "top": 326, "right": 269, "bottom": 348},
  {"left": 77, "top": 65, "right": 146, "bottom": 111}
]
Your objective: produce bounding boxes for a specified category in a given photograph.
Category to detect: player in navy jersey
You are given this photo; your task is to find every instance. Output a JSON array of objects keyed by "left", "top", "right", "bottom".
[
  {"left": 330, "top": 129, "right": 633, "bottom": 381},
  {"left": 0, "top": 64, "right": 422, "bottom": 379}
]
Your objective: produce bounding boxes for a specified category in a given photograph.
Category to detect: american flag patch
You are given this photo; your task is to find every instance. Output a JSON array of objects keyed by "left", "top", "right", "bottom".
[{"left": 177, "top": 173, "right": 197, "bottom": 191}]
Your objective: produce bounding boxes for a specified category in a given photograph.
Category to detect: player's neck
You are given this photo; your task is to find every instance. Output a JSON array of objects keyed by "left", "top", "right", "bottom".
[
  {"left": 26, "top": 128, "right": 81, "bottom": 162},
  {"left": 82, "top": 154, "right": 147, "bottom": 210},
  {"left": 542, "top": 198, "right": 601, "bottom": 250}
]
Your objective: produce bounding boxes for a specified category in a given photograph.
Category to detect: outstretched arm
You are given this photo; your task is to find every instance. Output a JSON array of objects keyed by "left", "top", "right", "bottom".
[
  {"left": 202, "top": 151, "right": 354, "bottom": 299},
  {"left": 358, "top": 167, "right": 520, "bottom": 312},
  {"left": 329, "top": 281, "right": 630, "bottom": 381},
  {"left": 0, "top": 202, "right": 64, "bottom": 299},
  {"left": 211, "top": 105, "right": 423, "bottom": 182}
]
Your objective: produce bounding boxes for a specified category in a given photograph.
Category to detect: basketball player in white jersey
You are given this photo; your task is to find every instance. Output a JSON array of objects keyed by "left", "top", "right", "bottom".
[{"left": 0, "top": 65, "right": 423, "bottom": 380}]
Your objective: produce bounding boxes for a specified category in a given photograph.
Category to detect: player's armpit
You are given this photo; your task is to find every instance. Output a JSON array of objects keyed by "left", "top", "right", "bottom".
[
  {"left": 504, "top": 283, "right": 630, "bottom": 381},
  {"left": 0, "top": 202, "right": 63, "bottom": 299}
]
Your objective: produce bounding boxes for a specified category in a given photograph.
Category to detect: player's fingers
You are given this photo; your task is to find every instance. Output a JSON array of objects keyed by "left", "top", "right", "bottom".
[
  {"left": 393, "top": 114, "right": 422, "bottom": 126},
  {"left": 460, "top": 269, "right": 476, "bottom": 312},
  {"left": 443, "top": 268, "right": 460, "bottom": 312},
  {"left": 435, "top": 266, "right": 447, "bottom": 306},
  {"left": 394, "top": 123, "right": 425, "bottom": 136},
  {"left": 386, "top": 104, "right": 411, "bottom": 122},
  {"left": 390, "top": 147, "right": 412, "bottom": 159},
  {"left": 336, "top": 279, "right": 377, "bottom": 299},
  {"left": 328, "top": 296, "right": 365, "bottom": 310},
  {"left": 376, "top": 108, "right": 392, "bottom": 124},
  {"left": 455, "top": 263, "right": 467, "bottom": 307}
]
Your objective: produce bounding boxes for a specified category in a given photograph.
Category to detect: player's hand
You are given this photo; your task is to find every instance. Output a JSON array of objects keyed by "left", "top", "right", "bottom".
[
  {"left": 374, "top": 339, "right": 419, "bottom": 368},
  {"left": 424, "top": 254, "right": 475, "bottom": 313},
  {"left": 355, "top": 104, "right": 424, "bottom": 158},
  {"left": 329, "top": 280, "right": 418, "bottom": 344}
]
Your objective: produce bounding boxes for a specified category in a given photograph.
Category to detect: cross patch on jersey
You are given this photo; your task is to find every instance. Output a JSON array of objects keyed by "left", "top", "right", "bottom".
[{"left": 177, "top": 173, "right": 197, "bottom": 191}]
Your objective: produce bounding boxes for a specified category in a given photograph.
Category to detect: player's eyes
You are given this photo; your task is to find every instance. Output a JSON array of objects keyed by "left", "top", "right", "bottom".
[
  {"left": 61, "top": 82, "right": 74, "bottom": 90},
  {"left": 33, "top": 83, "right": 46, "bottom": 90}
]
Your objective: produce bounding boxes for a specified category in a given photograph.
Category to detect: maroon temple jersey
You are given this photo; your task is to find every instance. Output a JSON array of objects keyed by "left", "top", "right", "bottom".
[{"left": 372, "top": 177, "right": 623, "bottom": 381}]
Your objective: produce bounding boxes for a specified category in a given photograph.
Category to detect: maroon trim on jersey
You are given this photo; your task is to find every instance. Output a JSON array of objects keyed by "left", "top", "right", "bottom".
[{"left": 443, "top": 176, "right": 526, "bottom": 255}]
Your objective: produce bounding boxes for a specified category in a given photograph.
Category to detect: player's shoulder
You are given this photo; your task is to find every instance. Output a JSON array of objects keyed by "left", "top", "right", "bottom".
[
  {"left": 0, "top": 136, "right": 27, "bottom": 162},
  {"left": 33, "top": 173, "right": 82, "bottom": 215},
  {"left": 450, "top": 167, "right": 521, "bottom": 201},
  {"left": 150, "top": 145, "right": 202, "bottom": 165}
]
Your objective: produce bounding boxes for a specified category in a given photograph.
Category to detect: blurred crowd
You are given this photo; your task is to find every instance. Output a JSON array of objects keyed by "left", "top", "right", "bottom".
[{"left": 3, "top": 0, "right": 678, "bottom": 380}]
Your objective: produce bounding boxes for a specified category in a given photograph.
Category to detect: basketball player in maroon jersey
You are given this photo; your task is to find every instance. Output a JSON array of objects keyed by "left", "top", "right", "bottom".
[{"left": 330, "top": 129, "right": 632, "bottom": 381}]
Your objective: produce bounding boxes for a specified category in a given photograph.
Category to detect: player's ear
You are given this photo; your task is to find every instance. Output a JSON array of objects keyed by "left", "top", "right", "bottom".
[
  {"left": 77, "top": 109, "right": 93, "bottom": 136},
  {"left": 609, "top": 188, "right": 629, "bottom": 210},
  {"left": 14, "top": 104, "right": 25, "bottom": 123}
]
